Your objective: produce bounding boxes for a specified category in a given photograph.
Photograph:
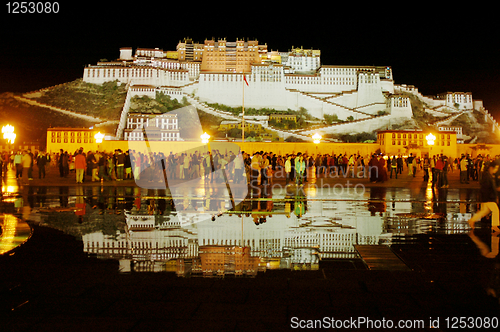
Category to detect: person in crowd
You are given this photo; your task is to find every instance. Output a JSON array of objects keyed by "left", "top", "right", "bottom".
[
  {"left": 260, "top": 152, "right": 270, "bottom": 185},
  {"left": 75, "top": 150, "right": 87, "bottom": 184},
  {"left": 14, "top": 150, "right": 23, "bottom": 179},
  {"left": 441, "top": 156, "right": 449, "bottom": 188},
  {"left": 86, "top": 151, "right": 96, "bottom": 178},
  {"left": 124, "top": 150, "right": 132, "bottom": 180},
  {"left": 407, "top": 154, "right": 414, "bottom": 176},
  {"left": 468, "top": 161, "right": 500, "bottom": 233},
  {"left": 21, "top": 150, "right": 32, "bottom": 183},
  {"left": 250, "top": 152, "right": 261, "bottom": 187},
  {"left": 397, "top": 155, "right": 403, "bottom": 175},
  {"left": 422, "top": 154, "right": 430, "bottom": 182},
  {"left": 116, "top": 149, "right": 125, "bottom": 181},
  {"left": 58, "top": 149, "right": 65, "bottom": 177},
  {"left": 98, "top": 152, "right": 111, "bottom": 181},
  {"left": 183, "top": 152, "right": 191, "bottom": 180},
  {"left": 390, "top": 155, "right": 397, "bottom": 179},
  {"left": 91, "top": 151, "right": 101, "bottom": 181},
  {"left": 37, "top": 152, "right": 48, "bottom": 179},
  {"left": 368, "top": 154, "right": 378, "bottom": 183},
  {"left": 233, "top": 152, "right": 244, "bottom": 184},
  {"left": 411, "top": 155, "right": 418, "bottom": 178},
  {"left": 285, "top": 155, "right": 292, "bottom": 185},
  {"left": 460, "top": 154, "right": 469, "bottom": 184},
  {"left": 435, "top": 156, "right": 444, "bottom": 187},
  {"left": 295, "top": 153, "right": 305, "bottom": 185}
]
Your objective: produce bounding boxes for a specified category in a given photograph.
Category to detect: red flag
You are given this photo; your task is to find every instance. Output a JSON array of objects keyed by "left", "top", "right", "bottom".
[{"left": 243, "top": 75, "right": 249, "bottom": 86}]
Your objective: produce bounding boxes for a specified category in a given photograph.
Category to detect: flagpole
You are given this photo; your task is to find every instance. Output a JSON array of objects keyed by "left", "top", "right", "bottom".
[{"left": 242, "top": 73, "right": 245, "bottom": 142}]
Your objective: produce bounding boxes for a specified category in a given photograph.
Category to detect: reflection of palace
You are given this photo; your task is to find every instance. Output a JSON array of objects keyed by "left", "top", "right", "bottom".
[
  {"left": 83, "top": 187, "right": 389, "bottom": 275},
  {"left": 79, "top": 184, "right": 472, "bottom": 276}
]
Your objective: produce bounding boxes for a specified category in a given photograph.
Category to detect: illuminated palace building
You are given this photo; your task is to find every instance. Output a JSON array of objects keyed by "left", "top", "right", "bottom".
[
  {"left": 82, "top": 38, "right": 396, "bottom": 121},
  {"left": 83, "top": 37, "right": 497, "bottom": 139},
  {"left": 123, "top": 113, "right": 180, "bottom": 141}
]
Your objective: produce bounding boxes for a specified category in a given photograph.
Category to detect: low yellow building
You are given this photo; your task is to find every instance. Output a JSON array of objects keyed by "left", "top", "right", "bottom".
[
  {"left": 377, "top": 130, "right": 457, "bottom": 158},
  {"left": 46, "top": 128, "right": 102, "bottom": 153},
  {"left": 218, "top": 121, "right": 266, "bottom": 133},
  {"left": 269, "top": 114, "right": 296, "bottom": 123}
]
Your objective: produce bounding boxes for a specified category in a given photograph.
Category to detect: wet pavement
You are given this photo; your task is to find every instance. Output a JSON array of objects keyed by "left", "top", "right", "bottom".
[{"left": 1, "top": 166, "right": 499, "bottom": 331}]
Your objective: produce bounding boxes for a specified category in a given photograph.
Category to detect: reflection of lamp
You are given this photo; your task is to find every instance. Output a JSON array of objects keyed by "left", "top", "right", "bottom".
[
  {"left": 201, "top": 132, "right": 210, "bottom": 144},
  {"left": 312, "top": 133, "right": 321, "bottom": 144},
  {"left": 94, "top": 132, "right": 105, "bottom": 144},
  {"left": 2, "top": 125, "right": 16, "bottom": 144},
  {"left": 426, "top": 133, "right": 435, "bottom": 159}
]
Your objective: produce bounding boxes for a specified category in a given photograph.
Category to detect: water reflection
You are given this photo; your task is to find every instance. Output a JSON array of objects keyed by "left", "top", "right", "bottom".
[{"left": 11, "top": 182, "right": 482, "bottom": 277}]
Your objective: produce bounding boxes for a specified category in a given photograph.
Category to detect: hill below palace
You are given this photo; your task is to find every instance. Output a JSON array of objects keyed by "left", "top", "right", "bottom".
[{"left": 1, "top": 79, "right": 499, "bottom": 144}]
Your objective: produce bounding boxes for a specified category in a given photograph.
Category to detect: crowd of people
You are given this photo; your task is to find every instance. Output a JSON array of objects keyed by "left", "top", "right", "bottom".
[{"left": 2, "top": 148, "right": 497, "bottom": 189}]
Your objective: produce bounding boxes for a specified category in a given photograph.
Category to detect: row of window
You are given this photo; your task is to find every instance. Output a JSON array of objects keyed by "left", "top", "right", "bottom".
[
  {"left": 86, "top": 68, "right": 188, "bottom": 80},
  {"left": 127, "top": 124, "right": 178, "bottom": 130},
  {"left": 51, "top": 131, "right": 94, "bottom": 137},
  {"left": 392, "top": 140, "right": 451, "bottom": 146},
  {"left": 128, "top": 118, "right": 177, "bottom": 124},
  {"left": 387, "top": 133, "right": 452, "bottom": 139},
  {"left": 126, "top": 132, "right": 180, "bottom": 141},
  {"left": 51, "top": 138, "right": 94, "bottom": 144}
]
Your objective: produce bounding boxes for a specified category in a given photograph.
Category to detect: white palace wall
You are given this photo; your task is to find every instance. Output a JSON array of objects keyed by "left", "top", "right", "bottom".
[
  {"left": 193, "top": 66, "right": 394, "bottom": 120},
  {"left": 83, "top": 65, "right": 190, "bottom": 87}
]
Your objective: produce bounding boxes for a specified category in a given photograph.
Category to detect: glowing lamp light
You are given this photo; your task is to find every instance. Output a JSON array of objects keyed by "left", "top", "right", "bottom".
[
  {"left": 2, "top": 125, "right": 16, "bottom": 144},
  {"left": 312, "top": 133, "right": 322, "bottom": 144},
  {"left": 201, "top": 132, "right": 210, "bottom": 144},
  {"left": 94, "top": 132, "right": 105, "bottom": 144},
  {"left": 426, "top": 133, "right": 436, "bottom": 146}
]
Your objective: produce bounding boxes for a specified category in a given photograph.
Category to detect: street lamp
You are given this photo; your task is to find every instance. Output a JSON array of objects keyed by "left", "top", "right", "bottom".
[
  {"left": 201, "top": 132, "right": 210, "bottom": 144},
  {"left": 426, "top": 133, "right": 436, "bottom": 146},
  {"left": 312, "top": 133, "right": 322, "bottom": 144},
  {"left": 94, "top": 132, "right": 105, "bottom": 144},
  {"left": 94, "top": 131, "right": 105, "bottom": 152},
  {"left": 2, "top": 125, "right": 16, "bottom": 144}
]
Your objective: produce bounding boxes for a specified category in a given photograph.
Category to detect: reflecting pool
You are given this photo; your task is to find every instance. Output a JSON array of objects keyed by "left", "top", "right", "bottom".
[{"left": 6, "top": 178, "right": 489, "bottom": 277}]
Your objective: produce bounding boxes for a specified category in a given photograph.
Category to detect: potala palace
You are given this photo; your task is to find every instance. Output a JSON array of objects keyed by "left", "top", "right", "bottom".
[{"left": 82, "top": 38, "right": 498, "bottom": 140}]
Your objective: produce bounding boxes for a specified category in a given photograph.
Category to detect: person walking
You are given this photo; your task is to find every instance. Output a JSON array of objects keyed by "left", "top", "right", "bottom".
[
  {"left": 285, "top": 156, "right": 292, "bottom": 185},
  {"left": 98, "top": 153, "right": 111, "bottom": 181},
  {"left": 441, "top": 156, "right": 449, "bottom": 188},
  {"left": 468, "top": 161, "right": 500, "bottom": 233},
  {"left": 21, "top": 151, "right": 32, "bottom": 184},
  {"left": 397, "top": 155, "right": 403, "bottom": 175},
  {"left": 250, "top": 152, "right": 261, "bottom": 187},
  {"left": 390, "top": 155, "right": 397, "bottom": 179},
  {"left": 407, "top": 154, "right": 414, "bottom": 176},
  {"left": 234, "top": 152, "right": 244, "bottom": 184},
  {"left": 116, "top": 149, "right": 125, "bottom": 181},
  {"left": 411, "top": 156, "right": 418, "bottom": 178},
  {"left": 460, "top": 154, "right": 469, "bottom": 184},
  {"left": 75, "top": 150, "right": 87, "bottom": 184},
  {"left": 435, "top": 156, "right": 444, "bottom": 187},
  {"left": 14, "top": 151, "right": 23, "bottom": 179},
  {"left": 37, "top": 152, "right": 48, "bottom": 179},
  {"left": 295, "top": 154, "right": 305, "bottom": 185},
  {"left": 315, "top": 154, "right": 322, "bottom": 177},
  {"left": 124, "top": 151, "right": 132, "bottom": 180}
]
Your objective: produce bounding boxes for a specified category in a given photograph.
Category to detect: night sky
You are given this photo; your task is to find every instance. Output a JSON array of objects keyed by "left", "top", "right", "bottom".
[{"left": 1, "top": 4, "right": 499, "bottom": 119}]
